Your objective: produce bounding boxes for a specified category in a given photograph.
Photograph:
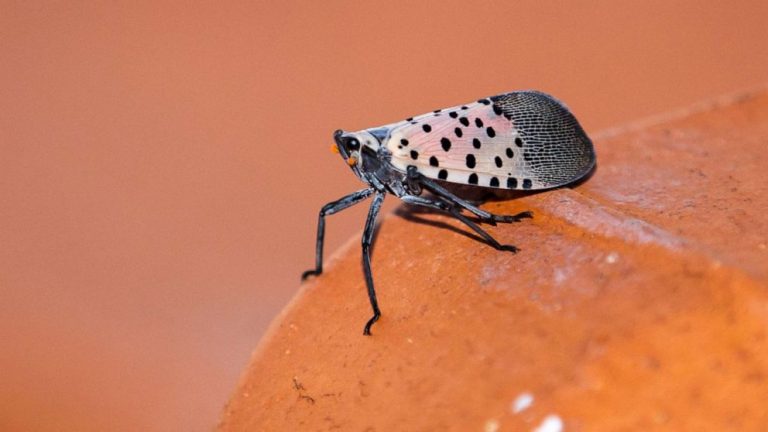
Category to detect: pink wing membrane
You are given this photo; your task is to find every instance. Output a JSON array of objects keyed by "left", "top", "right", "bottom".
[{"left": 379, "top": 99, "right": 532, "bottom": 189}]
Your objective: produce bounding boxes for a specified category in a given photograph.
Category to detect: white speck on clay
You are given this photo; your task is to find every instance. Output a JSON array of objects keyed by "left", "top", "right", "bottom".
[
  {"left": 605, "top": 252, "right": 619, "bottom": 264},
  {"left": 553, "top": 268, "right": 569, "bottom": 284},
  {"left": 511, "top": 392, "right": 534, "bottom": 413},
  {"left": 484, "top": 418, "right": 500, "bottom": 432},
  {"left": 533, "top": 414, "right": 563, "bottom": 432}
]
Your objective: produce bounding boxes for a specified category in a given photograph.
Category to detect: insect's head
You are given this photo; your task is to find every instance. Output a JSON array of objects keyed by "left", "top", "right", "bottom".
[
  {"left": 333, "top": 129, "right": 361, "bottom": 167},
  {"left": 333, "top": 129, "right": 380, "bottom": 174}
]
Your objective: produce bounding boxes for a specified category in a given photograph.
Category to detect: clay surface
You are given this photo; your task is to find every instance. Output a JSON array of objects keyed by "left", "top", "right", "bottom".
[
  {"left": 219, "top": 91, "right": 768, "bottom": 431},
  {"left": 3, "top": 3, "right": 768, "bottom": 430}
]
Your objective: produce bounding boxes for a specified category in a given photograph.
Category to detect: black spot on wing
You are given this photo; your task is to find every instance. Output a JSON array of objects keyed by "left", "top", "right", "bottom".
[
  {"left": 465, "top": 154, "right": 476, "bottom": 169},
  {"left": 441, "top": 137, "right": 451, "bottom": 151}
]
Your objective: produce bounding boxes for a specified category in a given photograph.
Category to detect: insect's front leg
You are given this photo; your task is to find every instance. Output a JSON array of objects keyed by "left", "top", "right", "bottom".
[
  {"left": 301, "top": 188, "right": 374, "bottom": 281},
  {"left": 362, "top": 191, "right": 386, "bottom": 335}
]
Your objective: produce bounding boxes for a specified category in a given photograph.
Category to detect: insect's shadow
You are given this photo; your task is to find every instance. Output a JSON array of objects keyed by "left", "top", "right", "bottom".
[{"left": 393, "top": 204, "right": 489, "bottom": 246}]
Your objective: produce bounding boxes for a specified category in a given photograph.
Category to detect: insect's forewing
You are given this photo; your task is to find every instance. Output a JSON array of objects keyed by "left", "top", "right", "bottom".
[{"left": 378, "top": 91, "right": 595, "bottom": 190}]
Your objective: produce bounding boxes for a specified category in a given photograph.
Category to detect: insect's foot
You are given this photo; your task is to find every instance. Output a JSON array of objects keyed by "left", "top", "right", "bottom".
[
  {"left": 499, "top": 244, "right": 520, "bottom": 253},
  {"left": 301, "top": 269, "right": 321, "bottom": 281},
  {"left": 363, "top": 312, "right": 380, "bottom": 336},
  {"left": 495, "top": 210, "right": 534, "bottom": 223}
]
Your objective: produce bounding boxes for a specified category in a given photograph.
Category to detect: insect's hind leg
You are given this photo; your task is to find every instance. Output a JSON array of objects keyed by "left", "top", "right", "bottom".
[
  {"left": 448, "top": 207, "right": 520, "bottom": 253},
  {"left": 302, "top": 188, "right": 374, "bottom": 281},
  {"left": 401, "top": 195, "right": 520, "bottom": 253},
  {"left": 413, "top": 171, "right": 533, "bottom": 224}
]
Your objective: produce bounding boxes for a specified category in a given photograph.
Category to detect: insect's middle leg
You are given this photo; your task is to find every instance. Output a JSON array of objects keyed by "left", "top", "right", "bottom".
[
  {"left": 415, "top": 173, "right": 533, "bottom": 224},
  {"left": 362, "top": 191, "right": 386, "bottom": 336},
  {"left": 401, "top": 195, "right": 520, "bottom": 253},
  {"left": 302, "top": 188, "right": 374, "bottom": 280}
]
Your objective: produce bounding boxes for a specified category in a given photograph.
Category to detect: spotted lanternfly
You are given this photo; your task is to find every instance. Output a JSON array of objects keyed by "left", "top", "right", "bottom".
[{"left": 302, "top": 90, "right": 595, "bottom": 335}]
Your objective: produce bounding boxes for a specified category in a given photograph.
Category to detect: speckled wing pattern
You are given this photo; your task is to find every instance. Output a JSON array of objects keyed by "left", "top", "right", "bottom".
[{"left": 374, "top": 91, "right": 595, "bottom": 190}]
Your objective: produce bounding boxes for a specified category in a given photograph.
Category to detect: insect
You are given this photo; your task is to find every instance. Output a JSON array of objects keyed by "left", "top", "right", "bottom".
[{"left": 302, "top": 90, "right": 595, "bottom": 335}]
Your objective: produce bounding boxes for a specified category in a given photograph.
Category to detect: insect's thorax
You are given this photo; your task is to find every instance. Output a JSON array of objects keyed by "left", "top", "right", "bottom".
[{"left": 337, "top": 129, "right": 415, "bottom": 197}]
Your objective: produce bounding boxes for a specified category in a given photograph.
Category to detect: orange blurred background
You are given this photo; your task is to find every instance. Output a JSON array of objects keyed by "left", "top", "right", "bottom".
[{"left": 2, "top": 2, "right": 767, "bottom": 430}]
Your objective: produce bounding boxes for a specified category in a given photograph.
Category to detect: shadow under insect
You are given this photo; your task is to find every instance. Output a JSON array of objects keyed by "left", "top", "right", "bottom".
[{"left": 393, "top": 194, "right": 524, "bottom": 247}]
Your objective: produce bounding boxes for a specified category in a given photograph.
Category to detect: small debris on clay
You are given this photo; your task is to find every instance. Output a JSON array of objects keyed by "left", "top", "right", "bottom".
[
  {"left": 292, "top": 377, "right": 305, "bottom": 391},
  {"left": 292, "top": 377, "right": 315, "bottom": 404},
  {"left": 298, "top": 394, "right": 316, "bottom": 404}
]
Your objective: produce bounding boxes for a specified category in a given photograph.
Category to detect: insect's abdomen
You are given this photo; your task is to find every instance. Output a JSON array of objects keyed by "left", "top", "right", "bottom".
[{"left": 491, "top": 91, "right": 595, "bottom": 188}]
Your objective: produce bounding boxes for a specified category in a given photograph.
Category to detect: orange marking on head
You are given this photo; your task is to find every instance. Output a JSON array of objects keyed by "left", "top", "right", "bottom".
[
  {"left": 347, "top": 156, "right": 358, "bottom": 166},
  {"left": 330, "top": 144, "right": 339, "bottom": 154}
]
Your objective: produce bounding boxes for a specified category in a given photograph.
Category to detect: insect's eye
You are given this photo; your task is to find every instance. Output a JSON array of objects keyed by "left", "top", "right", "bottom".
[{"left": 346, "top": 138, "right": 360, "bottom": 151}]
